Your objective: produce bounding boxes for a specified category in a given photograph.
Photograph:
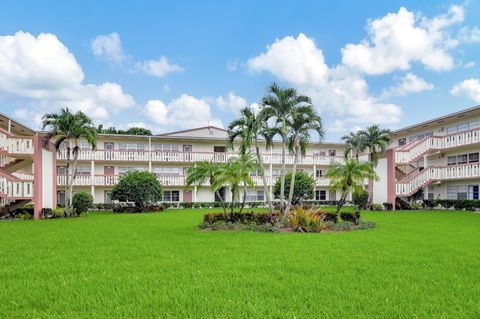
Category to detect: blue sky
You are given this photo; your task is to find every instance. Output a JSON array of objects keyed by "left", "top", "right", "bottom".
[{"left": 0, "top": 1, "right": 479, "bottom": 141}]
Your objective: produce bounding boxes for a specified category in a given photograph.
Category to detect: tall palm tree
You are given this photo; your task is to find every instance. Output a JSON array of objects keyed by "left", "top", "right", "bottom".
[
  {"left": 261, "top": 82, "right": 312, "bottom": 213},
  {"left": 342, "top": 132, "right": 366, "bottom": 161},
  {"left": 42, "top": 107, "right": 97, "bottom": 216},
  {"left": 185, "top": 161, "right": 227, "bottom": 216},
  {"left": 227, "top": 107, "right": 275, "bottom": 213},
  {"left": 213, "top": 154, "right": 256, "bottom": 215},
  {"left": 358, "top": 125, "right": 392, "bottom": 206},
  {"left": 326, "top": 159, "right": 378, "bottom": 218},
  {"left": 284, "top": 105, "right": 324, "bottom": 215}
]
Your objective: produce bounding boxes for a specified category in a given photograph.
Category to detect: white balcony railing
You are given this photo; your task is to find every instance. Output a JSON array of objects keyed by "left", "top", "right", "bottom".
[
  {"left": 0, "top": 176, "right": 34, "bottom": 199},
  {"left": 56, "top": 174, "right": 333, "bottom": 188},
  {"left": 395, "top": 128, "right": 480, "bottom": 164},
  {"left": 56, "top": 148, "right": 347, "bottom": 165},
  {"left": 0, "top": 132, "right": 34, "bottom": 155},
  {"left": 396, "top": 163, "right": 480, "bottom": 196}
]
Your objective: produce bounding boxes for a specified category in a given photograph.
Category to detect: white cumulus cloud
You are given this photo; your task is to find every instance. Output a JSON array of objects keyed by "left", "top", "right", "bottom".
[
  {"left": 381, "top": 73, "right": 433, "bottom": 98},
  {"left": 144, "top": 94, "right": 223, "bottom": 131},
  {"left": 247, "top": 33, "right": 329, "bottom": 86},
  {"left": 215, "top": 92, "right": 248, "bottom": 113},
  {"left": 451, "top": 79, "right": 480, "bottom": 102},
  {"left": 341, "top": 5, "right": 463, "bottom": 74},
  {"left": 137, "top": 56, "right": 183, "bottom": 77},
  {"left": 0, "top": 31, "right": 134, "bottom": 124},
  {"left": 91, "top": 32, "right": 125, "bottom": 63}
]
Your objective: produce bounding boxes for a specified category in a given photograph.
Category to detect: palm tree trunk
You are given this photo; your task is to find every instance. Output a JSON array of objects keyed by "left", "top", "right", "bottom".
[
  {"left": 280, "top": 122, "right": 287, "bottom": 213},
  {"left": 367, "top": 153, "right": 374, "bottom": 209},
  {"left": 336, "top": 188, "right": 348, "bottom": 218},
  {"left": 214, "top": 189, "right": 227, "bottom": 217},
  {"left": 66, "top": 151, "right": 80, "bottom": 217},
  {"left": 64, "top": 147, "right": 71, "bottom": 216},
  {"left": 255, "top": 143, "right": 273, "bottom": 214},
  {"left": 230, "top": 188, "right": 235, "bottom": 215},
  {"left": 239, "top": 184, "right": 247, "bottom": 214},
  {"left": 285, "top": 143, "right": 299, "bottom": 216}
]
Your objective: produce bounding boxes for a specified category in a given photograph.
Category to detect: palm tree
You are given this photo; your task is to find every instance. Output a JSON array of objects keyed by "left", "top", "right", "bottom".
[
  {"left": 284, "top": 105, "right": 324, "bottom": 215},
  {"left": 326, "top": 159, "right": 378, "bottom": 218},
  {"left": 213, "top": 154, "right": 256, "bottom": 215},
  {"left": 342, "top": 132, "right": 366, "bottom": 161},
  {"left": 227, "top": 107, "right": 275, "bottom": 213},
  {"left": 358, "top": 125, "right": 392, "bottom": 206},
  {"left": 185, "top": 161, "right": 228, "bottom": 216},
  {"left": 261, "top": 82, "right": 312, "bottom": 213},
  {"left": 42, "top": 107, "right": 97, "bottom": 216}
]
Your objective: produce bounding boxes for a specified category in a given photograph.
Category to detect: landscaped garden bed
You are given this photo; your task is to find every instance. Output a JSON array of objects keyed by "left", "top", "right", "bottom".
[{"left": 199, "top": 206, "right": 375, "bottom": 233}]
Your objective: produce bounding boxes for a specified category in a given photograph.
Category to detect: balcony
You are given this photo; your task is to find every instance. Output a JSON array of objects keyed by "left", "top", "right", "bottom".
[
  {"left": 0, "top": 132, "right": 34, "bottom": 155},
  {"left": 0, "top": 175, "right": 34, "bottom": 199},
  {"left": 56, "top": 174, "right": 332, "bottom": 188},
  {"left": 396, "top": 163, "right": 480, "bottom": 196},
  {"left": 395, "top": 128, "right": 480, "bottom": 164},
  {"left": 56, "top": 148, "right": 346, "bottom": 165}
]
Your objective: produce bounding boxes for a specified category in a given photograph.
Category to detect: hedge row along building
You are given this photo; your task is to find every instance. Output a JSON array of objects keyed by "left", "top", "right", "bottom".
[{"left": 1, "top": 105, "right": 480, "bottom": 219}]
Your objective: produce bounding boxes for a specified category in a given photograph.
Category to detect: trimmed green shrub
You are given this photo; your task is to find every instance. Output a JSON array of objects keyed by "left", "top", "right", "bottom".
[
  {"left": 72, "top": 192, "right": 94, "bottom": 215},
  {"left": 273, "top": 171, "right": 315, "bottom": 205},
  {"left": 371, "top": 203, "right": 383, "bottom": 211},
  {"left": 353, "top": 191, "right": 369, "bottom": 209},
  {"left": 382, "top": 202, "right": 393, "bottom": 210},
  {"left": 422, "top": 199, "right": 480, "bottom": 211},
  {"left": 340, "top": 211, "right": 361, "bottom": 223},
  {"left": 52, "top": 208, "right": 65, "bottom": 218},
  {"left": 112, "top": 171, "right": 163, "bottom": 210}
]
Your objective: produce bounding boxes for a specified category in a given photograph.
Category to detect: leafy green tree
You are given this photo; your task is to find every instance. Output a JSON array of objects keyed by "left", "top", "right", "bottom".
[
  {"left": 227, "top": 107, "right": 275, "bottom": 213},
  {"left": 213, "top": 154, "right": 256, "bottom": 214},
  {"left": 342, "top": 132, "right": 366, "bottom": 161},
  {"left": 97, "top": 124, "right": 152, "bottom": 136},
  {"left": 72, "top": 192, "right": 94, "bottom": 215},
  {"left": 273, "top": 171, "right": 315, "bottom": 206},
  {"left": 261, "top": 82, "right": 312, "bottom": 213},
  {"left": 326, "top": 159, "right": 378, "bottom": 218},
  {"left": 358, "top": 125, "right": 392, "bottom": 206},
  {"left": 185, "top": 161, "right": 228, "bottom": 215},
  {"left": 42, "top": 107, "right": 97, "bottom": 216},
  {"left": 111, "top": 171, "right": 163, "bottom": 210},
  {"left": 284, "top": 105, "right": 324, "bottom": 215}
]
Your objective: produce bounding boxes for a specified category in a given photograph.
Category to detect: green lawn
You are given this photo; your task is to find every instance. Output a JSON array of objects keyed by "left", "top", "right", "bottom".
[{"left": 1, "top": 210, "right": 480, "bottom": 318}]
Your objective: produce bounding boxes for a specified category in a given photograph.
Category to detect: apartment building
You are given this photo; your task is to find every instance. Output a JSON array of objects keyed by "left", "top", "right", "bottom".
[
  {"left": 373, "top": 105, "right": 480, "bottom": 205},
  {"left": 2, "top": 105, "right": 480, "bottom": 219}
]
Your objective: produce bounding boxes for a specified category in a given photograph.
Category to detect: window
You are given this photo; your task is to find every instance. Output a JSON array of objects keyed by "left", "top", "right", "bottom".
[
  {"left": 245, "top": 190, "right": 265, "bottom": 201},
  {"left": 315, "top": 190, "right": 326, "bottom": 200},
  {"left": 469, "top": 153, "right": 479, "bottom": 163},
  {"left": 119, "top": 143, "right": 146, "bottom": 151},
  {"left": 447, "top": 186, "right": 457, "bottom": 199},
  {"left": 80, "top": 142, "right": 92, "bottom": 149},
  {"left": 57, "top": 191, "right": 65, "bottom": 206},
  {"left": 104, "top": 191, "right": 112, "bottom": 204},
  {"left": 57, "top": 166, "right": 67, "bottom": 174},
  {"left": 457, "top": 154, "right": 468, "bottom": 164},
  {"left": 153, "top": 144, "right": 179, "bottom": 152},
  {"left": 458, "top": 186, "right": 468, "bottom": 199},
  {"left": 271, "top": 169, "right": 281, "bottom": 176},
  {"left": 328, "top": 150, "right": 336, "bottom": 157},
  {"left": 214, "top": 146, "right": 226, "bottom": 153},
  {"left": 398, "top": 138, "right": 407, "bottom": 146},
  {"left": 162, "top": 190, "right": 180, "bottom": 202},
  {"left": 469, "top": 185, "right": 479, "bottom": 200},
  {"left": 316, "top": 170, "right": 323, "bottom": 178},
  {"left": 315, "top": 150, "right": 327, "bottom": 156},
  {"left": 75, "top": 166, "right": 91, "bottom": 175},
  {"left": 447, "top": 156, "right": 457, "bottom": 166},
  {"left": 154, "top": 167, "right": 181, "bottom": 175},
  {"left": 447, "top": 121, "right": 480, "bottom": 134},
  {"left": 118, "top": 167, "right": 144, "bottom": 175},
  {"left": 329, "top": 190, "right": 336, "bottom": 200}
]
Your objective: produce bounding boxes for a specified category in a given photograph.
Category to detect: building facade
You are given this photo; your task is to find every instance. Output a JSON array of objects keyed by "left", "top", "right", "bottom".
[{"left": 2, "top": 105, "right": 480, "bottom": 219}]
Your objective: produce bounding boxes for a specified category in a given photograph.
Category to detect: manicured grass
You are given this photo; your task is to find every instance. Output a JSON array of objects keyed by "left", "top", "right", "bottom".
[{"left": 1, "top": 210, "right": 480, "bottom": 318}]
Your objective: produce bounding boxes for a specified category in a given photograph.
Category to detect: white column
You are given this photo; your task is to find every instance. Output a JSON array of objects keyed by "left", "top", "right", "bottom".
[
  {"left": 194, "top": 185, "right": 197, "bottom": 202},
  {"left": 423, "top": 155, "right": 428, "bottom": 200},
  {"left": 7, "top": 119, "right": 11, "bottom": 133},
  {"left": 91, "top": 159, "right": 95, "bottom": 197},
  {"left": 148, "top": 137, "right": 152, "bottom": 172}
]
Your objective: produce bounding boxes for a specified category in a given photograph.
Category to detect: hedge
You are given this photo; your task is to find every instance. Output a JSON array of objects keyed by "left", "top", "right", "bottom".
[{"left": 423, "top": 199, "right": 480, "bottom": 211}]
